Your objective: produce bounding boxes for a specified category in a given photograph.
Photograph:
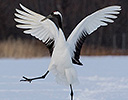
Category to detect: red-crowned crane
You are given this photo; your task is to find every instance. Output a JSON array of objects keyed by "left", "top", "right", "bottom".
[{"left": 14, "top": 4, "right": 121, "bottom": 100}]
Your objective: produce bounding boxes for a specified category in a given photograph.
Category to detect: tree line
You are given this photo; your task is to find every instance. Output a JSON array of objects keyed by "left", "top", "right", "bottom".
[{"left": 0, "top": 0, "right": 128, "bottom": 50}]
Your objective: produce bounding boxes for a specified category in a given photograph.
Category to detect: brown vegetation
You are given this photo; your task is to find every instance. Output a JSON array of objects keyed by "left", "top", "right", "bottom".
[
  {"left": 0, "top": 0, "right": 128, "bottom": 57},
  {"left": 81, "top": 45, "right": 128, "bottom": 56},
  {"left": 0, "top": 39, "right": 127, "bottom": 58},
  {"left": 0, "top": 39, "right": 49, "bottom": 58},
  {"left": 0, "top": 0, "right": 128, "bottom": 50}
]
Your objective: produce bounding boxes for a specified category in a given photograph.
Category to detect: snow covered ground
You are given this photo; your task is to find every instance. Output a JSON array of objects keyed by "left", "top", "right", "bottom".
[{"left": 0, "top": 56, "right": 128, "bottom": 100}]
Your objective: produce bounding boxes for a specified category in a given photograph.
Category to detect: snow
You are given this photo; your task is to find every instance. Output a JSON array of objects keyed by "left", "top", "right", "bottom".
[{"left": 0, "top": 56, "right": 128, "bottom": 100}]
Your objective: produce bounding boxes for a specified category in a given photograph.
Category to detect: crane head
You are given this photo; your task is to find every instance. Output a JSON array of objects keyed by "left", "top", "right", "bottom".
[
  {"left": 51, "top": 11, "right": 62, "bottom": 22},
  {"left": 41, "top": 11, "right": 62, "bottom": 23}
]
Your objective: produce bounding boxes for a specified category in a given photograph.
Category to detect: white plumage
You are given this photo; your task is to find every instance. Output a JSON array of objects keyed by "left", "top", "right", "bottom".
[
  {"left": 15, "top": 4, "right": 58, "bottom": 44},
  {"left": 67, "top": 6, "right": 121, "bottom": 60},
  {"left": 14, "top": 4, "right": 121, "bottom": 100}
]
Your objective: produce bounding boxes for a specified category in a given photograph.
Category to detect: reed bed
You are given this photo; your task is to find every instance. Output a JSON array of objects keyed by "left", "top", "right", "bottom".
[
  {"left": 0, "top": 39, "right": 127, "bottom": 58},
  {"left": 0, "top": 39, "right": 49, "bottom": 58}
]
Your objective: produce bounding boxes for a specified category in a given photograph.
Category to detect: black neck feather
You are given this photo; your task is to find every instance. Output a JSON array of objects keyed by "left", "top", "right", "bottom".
[{"left": 56, "top": 15, "right": 62, "bottom": 29}]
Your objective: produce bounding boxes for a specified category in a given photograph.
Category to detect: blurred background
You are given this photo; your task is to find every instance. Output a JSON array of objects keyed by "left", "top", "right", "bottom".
[
  {"left": 0, "top": 0, "right": 128, "bottom": 58},
  {"left": 1, "top": 1, "right": 128, "bottom": 100}
]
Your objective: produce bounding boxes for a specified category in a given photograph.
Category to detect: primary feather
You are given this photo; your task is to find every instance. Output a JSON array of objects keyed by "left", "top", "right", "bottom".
[
  {"left": 14, "top": 4, "right": 59, "bottom": 56},
  {"left": 67, "top": 6, "right": 121, "bottom": 65}
]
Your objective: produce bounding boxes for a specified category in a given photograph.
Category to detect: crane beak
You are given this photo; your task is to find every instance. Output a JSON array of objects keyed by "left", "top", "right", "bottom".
[{"left": 41, "top": 14, "right": 53, "bottom": 22}]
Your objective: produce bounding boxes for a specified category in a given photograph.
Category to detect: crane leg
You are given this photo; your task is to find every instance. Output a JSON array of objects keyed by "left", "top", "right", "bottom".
[
  {"left": 20, "top": 70, "right": 49, "bottom": 83},
  {"left": 70, "top": 84, "right": 73, "bottom": 100}
]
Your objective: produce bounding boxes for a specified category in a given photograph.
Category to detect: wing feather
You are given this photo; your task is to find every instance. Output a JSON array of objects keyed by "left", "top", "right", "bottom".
[
  {"left": 67, "top": 6, "right": 121, "bottom": 65},
  {"left": 14, "top": 4, "right": 59, "bottom": 56}
]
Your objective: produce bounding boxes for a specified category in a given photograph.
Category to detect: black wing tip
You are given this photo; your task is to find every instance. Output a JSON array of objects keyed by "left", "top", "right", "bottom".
[
  {"left": 72, "top": 31, "right": 88, "bottom": 66},
  {"left": 72, "top": 59, "right": 83, "bottom": 66},
  {"left": 44, "top": 38, "right": 55, "bottom": 56},
  {"left": 77, "top": 62, "right": 83, "bottom": 66}
]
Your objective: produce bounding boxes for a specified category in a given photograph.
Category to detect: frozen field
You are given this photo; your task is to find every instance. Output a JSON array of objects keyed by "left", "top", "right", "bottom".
[{"left": 0, "top": 56, "right": 128, "bottom": 100}]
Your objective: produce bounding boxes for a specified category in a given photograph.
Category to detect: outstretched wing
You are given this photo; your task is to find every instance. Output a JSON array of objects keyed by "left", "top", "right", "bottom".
[
  {"left": 14, "top": 4, "right": 59, "bottom": 56},
  {"left": 67, "top": 6, "right": 121, "bottom": 65}
]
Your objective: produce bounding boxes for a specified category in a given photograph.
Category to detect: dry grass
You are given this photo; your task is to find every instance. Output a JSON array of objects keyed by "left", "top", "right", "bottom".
[
  {"left": 0, "top": 39, "right": 49, "bottom": 58},
  {"left": 81, "top": 45, "right": 128, "bottom": 56},
  {"left": 0, "top": 39, "right": 128, "bottom": 58}
]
